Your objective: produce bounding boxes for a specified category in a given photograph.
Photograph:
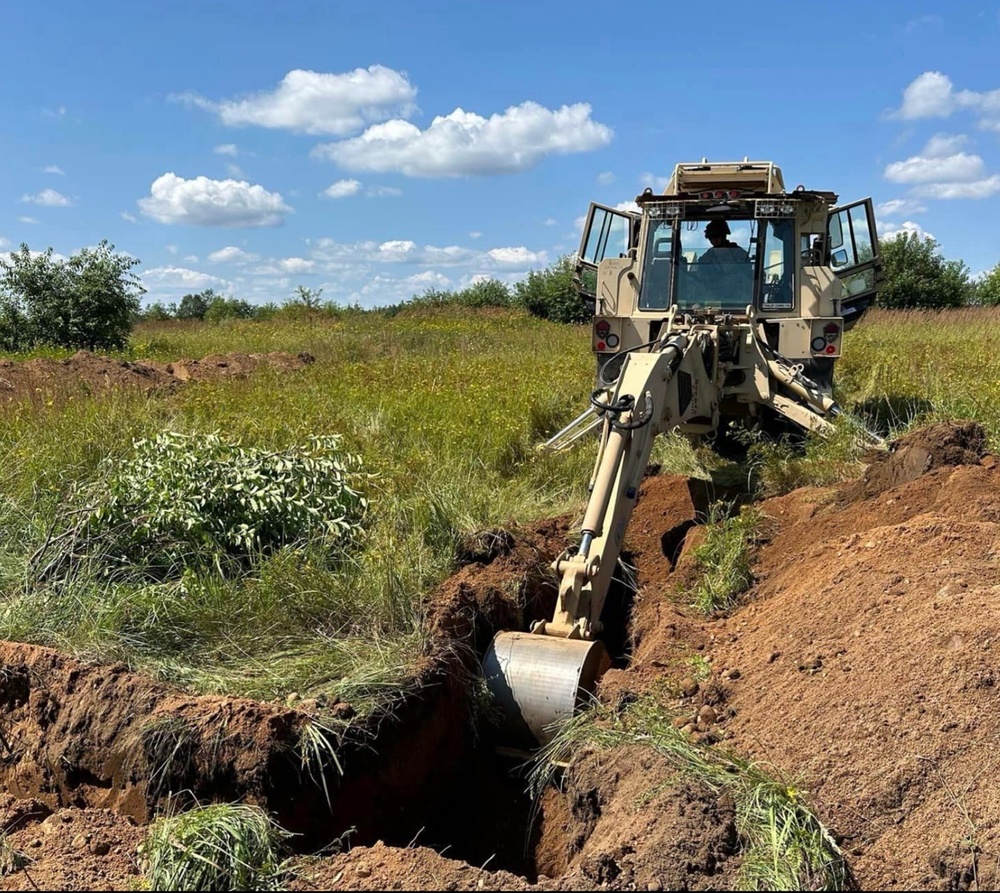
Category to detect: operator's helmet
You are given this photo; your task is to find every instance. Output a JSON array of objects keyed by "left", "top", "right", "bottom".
[{"left": 705, "top": 219, "right": 731, "bottom": 238}]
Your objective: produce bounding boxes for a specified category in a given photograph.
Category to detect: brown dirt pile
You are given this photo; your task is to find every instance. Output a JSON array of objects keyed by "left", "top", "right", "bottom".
[
  {"left": 703, "top": 421, "right": 1000, "bottom": 890},
  {"left": 0, "top": 799, "right": 143, "bottom": 891},
  {"left": 0, "top": 350, "right": 314, "bottom": 404}
]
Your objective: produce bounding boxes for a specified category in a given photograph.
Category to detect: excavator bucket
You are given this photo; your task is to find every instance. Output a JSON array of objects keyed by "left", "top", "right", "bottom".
[{"left": 482, "top": 632, "right": 610, "bottom": 748}]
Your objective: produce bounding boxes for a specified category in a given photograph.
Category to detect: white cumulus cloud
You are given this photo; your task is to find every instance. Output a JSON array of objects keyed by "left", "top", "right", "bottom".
[
  {"left": 323, "top": 179, "right": 362, "bottom": 199},
  {"left": 43, "top": 165, "right": 65, "bottom": 175},
  {"left": 214, "top": 144, "right": 240, "bottom": 156},
  {"left": 178, "top": 66, "right": 418, "bottom": 136},
  {"left": 276, "top": 257, "right": 314, "bottom": 274},
  {"left": 487, "top": 247, "right": 547, "bottom": 267},
  {"left": 879, "top": 220, "right": 935, "bottom": 241},
  {"left": 120, "top": 211, "right": 138, "bottom": 223},
  {"left": 597, "top": 171, "right": 615, "bottom": 186},
  {"left": 208, "top": 246, "right": 259, "bottom": 263},
  {"left": 876, "top": 199, "right": 927, "bottom": 217},
  {"left": 138, "top": 173, "right": 291, "bottom": 227},
  {"left": 21, "top": 188, "right": 72, "bottom": 207},
  {"left": 141, "top": 266, "right": 233, "bottom": 290},
  {"left": 895, "top": 71, "right": 1000, "bottom": 130},
  {"left": 913, "top": 176, "right": 1000, "bottom": 199},
  {"left": 884, "top": 152, "right": 984, "bottom": 184},
  {"left": 313, "top": 101, "right": 613, "bottom": 177},
  {"left": 18, "top": 216, "right": 40, "bottom": 225}
]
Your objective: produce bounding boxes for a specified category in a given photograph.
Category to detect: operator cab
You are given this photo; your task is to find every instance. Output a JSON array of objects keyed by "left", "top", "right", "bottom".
[{"left": 575, "top": 160, "right": 881, "bottom": 390}]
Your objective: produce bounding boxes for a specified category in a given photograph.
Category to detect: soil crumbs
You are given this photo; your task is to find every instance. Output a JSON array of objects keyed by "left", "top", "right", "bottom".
[{"left": 2, "top": 419, "right": 1000, "bottom": 891}]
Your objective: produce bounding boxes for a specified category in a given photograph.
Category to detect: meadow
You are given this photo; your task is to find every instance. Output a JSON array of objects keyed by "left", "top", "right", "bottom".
[{"left": 0, "top": 305, "right": 996, "bottom": 721}]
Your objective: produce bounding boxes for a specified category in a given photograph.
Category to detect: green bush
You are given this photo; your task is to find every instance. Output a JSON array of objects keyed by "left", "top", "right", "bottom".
[
  {"left": 176, "top": 291, "right": 211, "bottom": 320},
  {"left": 974, "top": 262, "right": 1000, "bottom": 307},
  {"left": 43, "top": 432, "right": 368, "bottom": 581},
  {"left": 877, "top": 233, "right": 972, "bottom": 309},
  {"left": 204, "top": 295, "right": 258, "bottom": 323},
  {"left": 514, "top": 255, "right": 590, "bottom": 324},
  {"left": 0, "top": 241, "right": 144, "bottom": 351},
  {"left": 455, "top": 278, "right": 513, "bottom": 308}
]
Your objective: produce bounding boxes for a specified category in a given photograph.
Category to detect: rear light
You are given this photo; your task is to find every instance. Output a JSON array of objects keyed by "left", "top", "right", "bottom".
[
  {"left": 823, "top": 323, "right": 840, "bottom": 337},
  {"left": 595, "top": 319, "right": 611, "bottom": 337},
  {"left": 811, "top": 337, "right": 827, "bottom": 352},
  {"left": 596, "top": 341, "right": 607, "bottom": 351},
  {"left": 606, "top": 334, "right": 620, "bottom": 348},
  {"left": 825, "top": 345, "right": 837, "bottom": 354}
]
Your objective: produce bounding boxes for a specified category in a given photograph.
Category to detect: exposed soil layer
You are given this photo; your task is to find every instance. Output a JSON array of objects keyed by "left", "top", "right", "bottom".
[
  {"left": 2, "top": 419, "right": 999, "bottom": 890},
  {"left": 0, "top": 350, "right": 314, "bottom": 404}
]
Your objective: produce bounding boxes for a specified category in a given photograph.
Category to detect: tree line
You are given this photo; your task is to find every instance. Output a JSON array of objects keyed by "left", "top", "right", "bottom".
[{"left": 2, "top": 233, "right": 999, "bottom": 353}]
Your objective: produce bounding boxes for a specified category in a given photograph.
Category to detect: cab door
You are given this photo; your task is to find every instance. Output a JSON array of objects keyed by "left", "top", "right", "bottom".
[
  {"left": 576, "top": 203, "right": 640, "bottom": 303},
  {"left": 827, "top": 198, "right": 881, "bottom": 329}
]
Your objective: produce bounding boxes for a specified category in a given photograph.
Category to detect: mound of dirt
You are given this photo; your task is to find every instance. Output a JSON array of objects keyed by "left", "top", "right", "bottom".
[
  {"left": 706, "top": 438, "right": 1000, "bottom": 889},
  {"left": 0, "top": 350, "right": 314, "bottom": 404},
  {"left": 843, "top": 419, "right": 989, "bottom": 501},
  {"left": 0, "top": 799, "right": 144, "bottom": 891}
]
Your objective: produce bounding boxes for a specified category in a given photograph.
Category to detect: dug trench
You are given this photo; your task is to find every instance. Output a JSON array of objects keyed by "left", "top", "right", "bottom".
[{"left": 2, "top": 420, "right": 1000, "bottom": 890}]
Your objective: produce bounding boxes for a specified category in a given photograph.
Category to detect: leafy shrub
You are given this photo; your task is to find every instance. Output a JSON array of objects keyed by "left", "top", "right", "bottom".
[
  {"left": 204, "top": 295, "right": 258, "bottom": 323},
  {"left": 455, "top": 278, "right": 513, "bottom": 308},
  {"left": 38, "top": 432, "right": 367, "bottom": 581},
  {"left": 176, "top": 291, "right": 211, "bottom": 320},
  {"left": 0, "top": 241, "right": 144, "bottom": 351},
  {"left": 878, "top": 233, "right": 972, "bottom": 309},
  {"left": 513, "top": 255, "right": 590, "bottom": 324},
  {"left": 974, "top": 262, "right": 1000, "bottom": 307},
  {"left": 140, "top": 803, "right": 290, "bottom": 891}
]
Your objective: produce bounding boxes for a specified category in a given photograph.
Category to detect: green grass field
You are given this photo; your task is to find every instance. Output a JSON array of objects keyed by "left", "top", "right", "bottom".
[{"left": 0, "top": 305, "right": 996, "bottom": 720}]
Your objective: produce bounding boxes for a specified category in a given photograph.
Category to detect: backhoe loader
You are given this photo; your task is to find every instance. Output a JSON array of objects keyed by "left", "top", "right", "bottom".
[{"left": 483, "top": 160, "right": 881, "bottom": 747}]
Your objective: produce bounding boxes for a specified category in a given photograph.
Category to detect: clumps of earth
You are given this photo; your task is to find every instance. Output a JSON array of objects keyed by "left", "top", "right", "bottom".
[
  {"left": 0, "top": 418, "right": 997, "bottom": 891},
  {"left": 0, "top": 350, "right": 315, "bottom": 403}
]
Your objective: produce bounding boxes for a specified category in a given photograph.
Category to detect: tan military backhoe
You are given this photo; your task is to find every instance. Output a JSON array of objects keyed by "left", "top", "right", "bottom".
[{"left": 483, "top": 160, "right": 881, "bottom": 747}]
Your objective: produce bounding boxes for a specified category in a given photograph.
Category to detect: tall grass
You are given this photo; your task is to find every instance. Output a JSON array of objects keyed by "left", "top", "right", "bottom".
[
  {"left": 0, "top": 308, "right": 596, "bottom": 714},
  {"left": 837, "top": 307, "right": 1000, "bottom": 445}
]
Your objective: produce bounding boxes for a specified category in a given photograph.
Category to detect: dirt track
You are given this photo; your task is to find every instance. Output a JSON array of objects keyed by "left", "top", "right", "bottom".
[{"left": 0, "top": 421, "right": 997, "bottom": 890}]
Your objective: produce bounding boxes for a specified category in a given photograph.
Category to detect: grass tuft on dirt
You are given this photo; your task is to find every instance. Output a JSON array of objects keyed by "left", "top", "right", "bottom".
[
  {"left": 691, "top": 504, "right": 764, "bottom": 615},
  {"left": 534, "top": 697, "right": 855, "bottom": 892},
  {"left": 140, "top": 803, "right": 292, "bottom": 892},
  {"left": 0, "top": 834, "right": 29, "bottom": 878}
]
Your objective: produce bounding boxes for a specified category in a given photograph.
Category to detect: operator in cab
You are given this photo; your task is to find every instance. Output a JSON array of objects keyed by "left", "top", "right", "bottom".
[{"left": 701, "top": 219, "right": 749, "bottom": 264}]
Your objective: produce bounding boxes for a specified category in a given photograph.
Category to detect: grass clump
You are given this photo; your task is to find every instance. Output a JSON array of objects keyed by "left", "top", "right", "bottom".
[
  {"left": 691, "top": 504, "right": 763, "bottom": 615},
  {"left": 140, "top": 803, "right": 291, "bottom": 892},
  {"left": 534, "top": 698, "right": 855, "bottom": 892}
]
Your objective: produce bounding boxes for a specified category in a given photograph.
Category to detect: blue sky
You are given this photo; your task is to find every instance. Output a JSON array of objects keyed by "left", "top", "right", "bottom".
[{"left": 2, "top": 0, "right": 999, "bottom": 309}]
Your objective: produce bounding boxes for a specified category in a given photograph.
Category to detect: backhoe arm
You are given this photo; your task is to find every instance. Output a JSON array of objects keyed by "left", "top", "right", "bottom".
[
  {"left": 483, "top": 333, "right": 694, "bottom": 747},
  {"left": 537, "top": 333, "right": 690, "bottom": 641}
]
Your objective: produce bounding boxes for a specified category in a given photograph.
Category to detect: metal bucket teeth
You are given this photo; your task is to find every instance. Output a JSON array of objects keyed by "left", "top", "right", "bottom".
[{"left": 483, "top": 632, "right": 610, "bottom": 748}]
